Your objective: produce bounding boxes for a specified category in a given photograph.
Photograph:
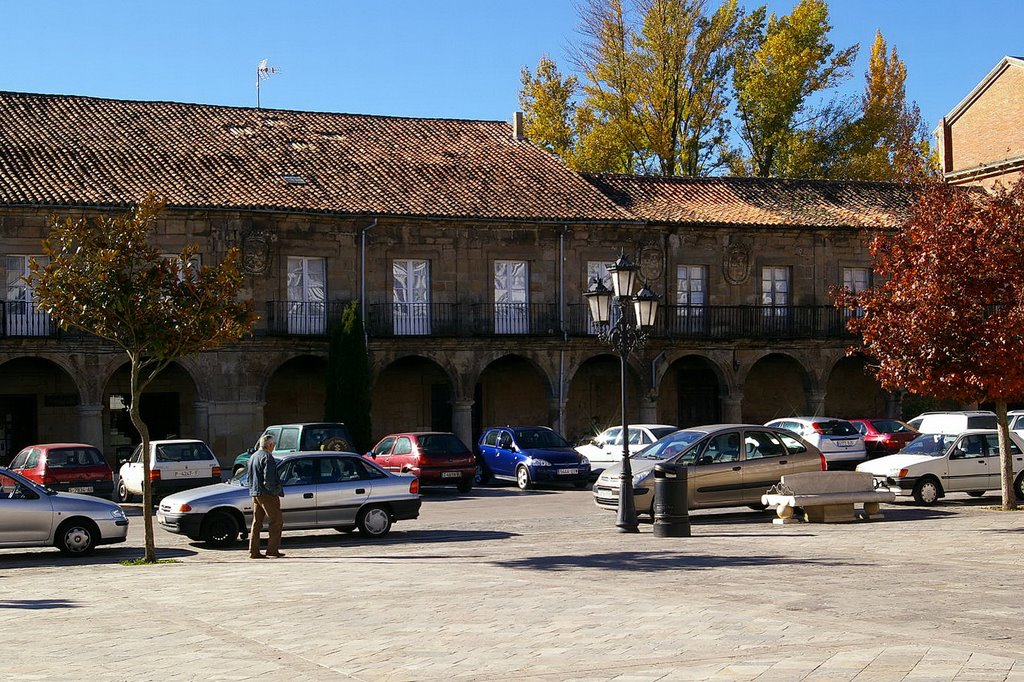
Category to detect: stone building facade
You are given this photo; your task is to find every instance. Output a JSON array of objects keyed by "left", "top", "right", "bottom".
[{"left": 0, "top": 92, "right": 912, "bottom": 466}]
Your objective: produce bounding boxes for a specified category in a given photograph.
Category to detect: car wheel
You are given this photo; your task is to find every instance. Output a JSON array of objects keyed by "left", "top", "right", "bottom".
[
  {"left": 516, "top": 465, "right": 532, "bottom": 490},
  {"left": 456, "top": 478, "right": 473, "bottom": 494},
  {"left": 55, "top": 519, "right": 98, "bottom": 556},
  {"left": 912, "top": 477, "right": 942, "bottom": 505},
  {"left": 116, "top": 479, "right": 132, "bottom": 504},
  {"left": 201, "top": 511, "right": 239, "bottom": 547},
  {"left": 967, "top": 491, "right": 986, "bottom": 498},
  {"left": 357, "top": 506, "right": 392, "bottom": 538},
  {"left": 474, "top": 463, "right": 491, "bottom": 485},
  {"left": 1015, "top": 473, "right": 1024, "bottom": 501}
]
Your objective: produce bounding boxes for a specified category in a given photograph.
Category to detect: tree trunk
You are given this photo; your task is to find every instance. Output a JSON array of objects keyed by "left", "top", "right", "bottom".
[
  {"left": 128, "top": 355, "right": 157, "bottom": 562},
  {"left": 995, "top": 400, "right": 1017, "bottom": 511}
]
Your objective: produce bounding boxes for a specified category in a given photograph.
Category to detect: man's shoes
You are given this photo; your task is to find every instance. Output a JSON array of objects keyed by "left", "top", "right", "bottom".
[
  {"left": 266, "top": 552, "right": 286, "bottom": 558},
  {"left": 249, "top": 553, "right": 267, "bottom": 559}
]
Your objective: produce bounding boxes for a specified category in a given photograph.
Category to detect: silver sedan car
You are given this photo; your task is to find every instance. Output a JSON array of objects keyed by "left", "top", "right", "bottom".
[
  {"left": 594, "top": 424, "right": 826, "bottom": 514},
  {"left": 0, "top": 466, "right": 129, "bottom": 555},
  {"left": 157, "top": 451, "right": 422, "bottom": 546}
]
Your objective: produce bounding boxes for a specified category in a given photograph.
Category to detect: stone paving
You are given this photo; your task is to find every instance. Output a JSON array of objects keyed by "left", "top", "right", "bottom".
[{"left": 2, "top": 488, "right": 1024, "bottom": 681}]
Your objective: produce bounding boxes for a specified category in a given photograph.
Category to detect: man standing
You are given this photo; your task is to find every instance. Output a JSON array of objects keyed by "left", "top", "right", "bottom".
[{"left": 248, "top": 434, "right": 285, "bottom": 559}]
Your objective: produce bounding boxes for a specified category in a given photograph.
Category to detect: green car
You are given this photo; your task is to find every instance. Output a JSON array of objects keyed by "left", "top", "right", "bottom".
[{"left": 231, "top": 422, "right": 354, "bottom": 476}]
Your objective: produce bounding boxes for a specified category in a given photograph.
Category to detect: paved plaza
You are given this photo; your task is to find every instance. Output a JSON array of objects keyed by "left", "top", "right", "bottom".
[{"left": 2, "top": 486, "right": 1024, "bottom": 681}]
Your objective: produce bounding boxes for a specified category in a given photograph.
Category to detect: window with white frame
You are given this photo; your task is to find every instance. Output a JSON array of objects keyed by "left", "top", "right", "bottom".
[
  {"left": 843, "top": 267, "right": 870, "bottom": 318},
  {"left": 286, "top": 256, "right": 326, "bottom": 334},
  {"left": 5, "top": 255, "right": 50, "bottom": 336},
  {"left": 676, "top": 265, "right": 707, "bottom": 314},
  {"left": 761, "top": 266, "right": 789, "bottom": 317},
  {"left": 161, "top": 253, "right": 201, "bottom": 281},
  {"left": 494, "top": 260, "right": 528, "bottom": 334},
  {"left": 393, "top": 259, "right": 430, "bottom": 335}
]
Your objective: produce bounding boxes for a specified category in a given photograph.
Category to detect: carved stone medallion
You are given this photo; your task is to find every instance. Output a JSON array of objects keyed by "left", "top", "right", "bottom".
[
  {"left": 241, "top": 229, "right": 277, "bottom": 275},
  {"left": 723, "top": 238, "right": 751, "bottom": 285},
  {"left": 638, "top": 242, "right": 665, "bottom": 282}
]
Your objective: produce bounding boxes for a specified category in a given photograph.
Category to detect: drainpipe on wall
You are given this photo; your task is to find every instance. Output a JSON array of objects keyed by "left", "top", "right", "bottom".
[
  {"left": 558, "top": 225, "right": 568, "bottom": 435},
  {"left": 359, "top": 218, "right": 378, "bottom": 337}
]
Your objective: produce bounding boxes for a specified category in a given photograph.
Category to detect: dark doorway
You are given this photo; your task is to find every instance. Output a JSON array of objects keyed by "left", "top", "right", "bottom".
[
  {"left": 0, "top": 395, "right": 37, "bottom": 464},
  {"left": 110, "top": 392, "right": 181, "bottom": 444},
  {"left": 430, "top": 383, "right": 452, "bottom": 432},
  {"left": 676, "top": 359, "right": 720, "bottom": 428}
]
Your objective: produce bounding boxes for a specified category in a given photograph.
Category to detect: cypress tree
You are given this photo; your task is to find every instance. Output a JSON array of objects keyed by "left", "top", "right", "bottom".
[{"left": 324, "top": 302, "right": 373, "bottom": 452}]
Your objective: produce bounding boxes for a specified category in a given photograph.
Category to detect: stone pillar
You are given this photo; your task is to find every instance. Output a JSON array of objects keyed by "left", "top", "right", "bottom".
[
  {"left": 77, "top": 403, "right": 104, "bottom": 450},
  {"left": 553, "top": 399, "right": 568, "bottom": 438},
  {"left": 808, "top": 390, "right": 827, "bottom": 416},
  {"left": 204, "top": 400, "right": 265, "bottom": 468},
  {"left": 638, "top": 396, "right": 658, "bottom": 424},
  {"left": 721, "top": 396, "right": 743, "bottom": 423},
  {"left": 452, "top": 399, "right": 474, "bottom": 451},
  {"left": 885, "top": 392, "right": 902, "bottom": 419},
  {"left": 194, "top": 401, "right": 210, "bottom": 445}
]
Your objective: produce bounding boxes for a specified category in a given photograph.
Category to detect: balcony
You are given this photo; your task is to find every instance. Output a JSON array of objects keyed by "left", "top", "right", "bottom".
[
  {"left": 264, "top": 301, "right": 350, "bottom": 337},
  {"left": 0, "top": 302, "right": 56, "bottom": 337}
]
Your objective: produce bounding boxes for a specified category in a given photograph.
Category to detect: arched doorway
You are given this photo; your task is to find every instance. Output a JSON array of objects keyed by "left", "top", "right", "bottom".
[
  {"left": 474, "top": 355, "right": 550, "bottom": 439},
  {"left": 371, "top": 356, "right": 453, "bottom": 439},
  {"left": 825, "top": 355, "right": 888, "bottom": 418},
  {"left": 264, "top": 355, "right": 329, "bottom": 426},
  {"left": 741, "top": 354, "right": 812, "bottom": 423},
  {"left": 103, "top": 361, "right": 198, "bottom": 462},
  {"left": 565, "top": 354, "right": 641, "bottom": 444},
  {"left": 0, "top": 357, "right": 81, "bottom": 462},
  {"left": 658, "top": 355, "right": 722, "bottom": 428}
]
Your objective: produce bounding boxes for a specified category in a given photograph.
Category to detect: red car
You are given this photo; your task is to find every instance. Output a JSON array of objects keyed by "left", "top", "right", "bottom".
[
  {"left": 366, "top": 432, "right": 475, "bottom": 492},
  {"left": 7, "top": 443, "right": 114, "bottom": 497},
  {"left": 848, "top": 419, "right": 918, "bottom": 458}
]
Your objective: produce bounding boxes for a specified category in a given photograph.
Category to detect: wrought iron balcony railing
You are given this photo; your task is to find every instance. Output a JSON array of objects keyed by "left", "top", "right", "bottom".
[{"left": 264, "top": 301, "right": 350, "bottom": 337}]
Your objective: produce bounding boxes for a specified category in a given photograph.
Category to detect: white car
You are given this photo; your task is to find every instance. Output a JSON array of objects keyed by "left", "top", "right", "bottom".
[
  {"left": 0, "top": 466, "right": 129, "bottom": 555},
  {"left": 908, "top": 410, "right": 996, "bottom": 434},
  {"left": 1008, "top": 410, "right": 1024, "bottom": 440},
  {"left": 764, "top": 417, "right": 867, "bottom": 464},
  {"left": 856, "top": 429, "right": 1024, "bottom": 504},
  {"left": 117, "top": 439, "right": 222, "bottom": 503},
  {"left": 577, "top": 424, "right": 678, "bottom": 474}
]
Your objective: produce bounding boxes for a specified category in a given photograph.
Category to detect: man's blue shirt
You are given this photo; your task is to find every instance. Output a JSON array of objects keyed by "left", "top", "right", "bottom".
[{"left": 248, "top": 448, "right": 283, "bottom": 497}]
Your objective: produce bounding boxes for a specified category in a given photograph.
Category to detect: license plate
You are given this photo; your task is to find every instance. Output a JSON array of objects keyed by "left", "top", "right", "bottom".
[
  {"left": 558, "top": 468, "right": 579, "bottom": 475},
  {"left": 834, "top": 439, "right": 855, "bottom": 448},
  {"left": 174, "top": 470, "right": 199, "bottom": 478},
  {"left": 157, "top": 514, "right": 167, "bottom": 524},
  {"left": 441, "top": 471, "right": 461, "bottom": 478},
  {"left": 68, "top": 486, "right": 94, "bottom": 493}
]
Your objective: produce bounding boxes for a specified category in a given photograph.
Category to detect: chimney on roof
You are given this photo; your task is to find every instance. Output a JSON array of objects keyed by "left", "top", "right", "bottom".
[{"left": 513, "top": 111, "right": 526, "bottom": 141}]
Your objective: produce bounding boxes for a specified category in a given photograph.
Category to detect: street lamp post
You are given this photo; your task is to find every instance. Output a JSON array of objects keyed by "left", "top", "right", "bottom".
[{"left": 585, "top": 254, "right": 660, "bottom": 533}]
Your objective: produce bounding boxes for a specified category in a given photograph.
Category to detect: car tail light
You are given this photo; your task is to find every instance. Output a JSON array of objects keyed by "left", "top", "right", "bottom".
[
  {"left": 878, "top": 433, "right": 891, "bottom": 441},
  {"left": 149, "top": 469, "right": 161, "bottom": 482},
  {"left": 819, "top": 453, "right": 828, "bottom": 471},
  {"left": 810, "top": 422, "right": 826, "bottom": 434},
  {"left": 212, "top": 466, "right": 221, "bottom": 479},
  {"left": 417, "top": 455, "right": 431, "bottom": 467},
  {"left": 409, "top": 478, "right": 420, "bottom": 494},
  {"left": 101, "top": 470, "right": 113, "bottom": 481}
]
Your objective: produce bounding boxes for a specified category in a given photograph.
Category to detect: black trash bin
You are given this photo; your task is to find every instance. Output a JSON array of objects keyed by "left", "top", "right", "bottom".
[{"left": 653, "top": 462, "right": 691, "bottom": 537}]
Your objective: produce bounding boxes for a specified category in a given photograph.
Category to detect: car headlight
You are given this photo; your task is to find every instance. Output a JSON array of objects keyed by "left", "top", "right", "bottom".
[
  {"left": 527, "top": 457, "right": 551, "bottom": 467},
  {"left": 579, "top": 455, "right": 590, "bottom": 465},
  {"left": 632, "top": 471, "right": 650, "bottom": 485},
  {"left": 110, "top": 508, "right": 127, "bottom": 521}
]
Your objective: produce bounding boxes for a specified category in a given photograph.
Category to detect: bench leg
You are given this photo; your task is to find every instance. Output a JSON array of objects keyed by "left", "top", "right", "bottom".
[
  {"left": 805, "top": 503, "right": 858, "bottom": 523},
  {"left": 860, "top": 501, "right": 884, "bottom": 520},
  {"left": 772, "top": 504, "right": 802, "bottom": 525}
]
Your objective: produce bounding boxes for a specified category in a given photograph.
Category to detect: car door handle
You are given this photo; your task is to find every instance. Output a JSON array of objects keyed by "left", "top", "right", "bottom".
[
  {"left": 732, "top": 466, "right": 741, "bottom": 471},
  {"left": 356, "top": 488, "right": 366, "bottom": 494},
  {"left": 303, "top": 493, "right": 314, "bottom": 499},
  {"left": 778, "top": 460, "right": 788, "bottom": 465}
]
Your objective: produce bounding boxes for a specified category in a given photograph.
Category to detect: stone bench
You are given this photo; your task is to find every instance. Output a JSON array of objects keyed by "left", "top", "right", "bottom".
[{"left": 761, "top": 470, "right": 895, "bottom": 524}]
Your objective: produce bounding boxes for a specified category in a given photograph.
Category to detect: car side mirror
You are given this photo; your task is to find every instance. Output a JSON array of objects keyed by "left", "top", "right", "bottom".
[
  {"left": 118, "top": 456, "right": 129, "bottom": 465},
  {"left": 951, "top": 448, "right": 966, "bottom": 459},
  {"left": 697, "top": 455, "right": 714, "bottom": 466},
  {"left": 367, "top": 452, "right": 376, "bottom": 459},
  {"left": 248, "top": 446, "right": 257, "bottom": 455}
]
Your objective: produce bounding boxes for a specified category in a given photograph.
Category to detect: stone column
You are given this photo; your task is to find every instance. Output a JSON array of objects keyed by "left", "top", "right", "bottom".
[
  {"left": 553, "top": 399, "right": 568, "bottom": 438},
  {"left": 77, "top": 403, "right": 104, "bottom": 450},
  {"left": 451, "top": 399, "right": 474, "bottom": 450},
  {"left": 194, "top": 400, "right": 210, "bottom": 445},
  {"left": 204, "top": 400, "right": 265, "bottom": 468},
  {"left": 721, "top": 396, "right": 743, "bottom": 423},
  {"left": 808, "top": 390, "right": 827, "bottom": 416},
  {"left": 638, "top": 396, "right": 659, "bottom": 424}
]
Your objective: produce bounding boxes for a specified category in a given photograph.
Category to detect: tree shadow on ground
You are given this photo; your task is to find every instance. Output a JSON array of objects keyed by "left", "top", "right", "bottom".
[
  {"left": 198, "top": 528, "right": 518, "bottom": 554},
  {"left": 0, "top": 545, "right": 196, "bottom": 569},
  {"left": 492, "top": 550, "right": 870, "bottom": 573}
]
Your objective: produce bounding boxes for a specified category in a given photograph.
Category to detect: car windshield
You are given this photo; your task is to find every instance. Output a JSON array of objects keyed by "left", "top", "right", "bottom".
[
  {"left": 902, "top": 433, "right": 957, "bottom": 456},
  {"left": 815, "top": 420, "right": 858, "bottom": 436},
  {"left": 300, "top": 426, "right": 351, "bottom": 450},
  {"left": 870, "top": 419, "right": 913, "bottom": 434},
  {"left": 156, "top": 442, "right": 215, "bottom": 462},
  {"left": 649, "top": 427, "right": 678, "bottom": 440},
  {"left": 634, "top": 430, "right": 703, "bottom": 460},
  {"left": 417, "top": 434, "right": 467, "bottom": 454},
  {"left": 0, "top": 467, "right": 55, "bottom": 496},
  {"left": 47, "top": 447, "right": 105, "bottom": 467},
  {"left": 513, "top": 429, "right": 570, "bottom": 448}
]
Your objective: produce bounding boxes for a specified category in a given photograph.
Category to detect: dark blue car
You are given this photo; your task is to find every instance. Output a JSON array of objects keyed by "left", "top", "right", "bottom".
[{"left": 476, "top": 426, "right": 591, "bottom": 490}]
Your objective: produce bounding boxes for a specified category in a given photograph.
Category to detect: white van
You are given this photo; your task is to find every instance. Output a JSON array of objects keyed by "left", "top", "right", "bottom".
[{"left": 912, "top": 411, "right": 997, "bottom": 435}]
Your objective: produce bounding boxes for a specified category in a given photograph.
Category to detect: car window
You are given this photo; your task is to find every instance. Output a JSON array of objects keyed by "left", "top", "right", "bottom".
[
  {"left": 703, "top": 432, "right": 740, "bottom": 463},
  {"left": 744, "top": 431, "right": 786, "bottom": 459},
  {"left": 967, "top": 415, "right": 998, "bottom": 429},
  {"left": 352, "top": 457, "right": 387, "bottom": 480},
  {"left": 513, "top": 429, "right": 570, "bottom": 448},
  {"left": 47, "top": 447, "right": 104, "bottom": 467},
  {"left": 638, "top": 430, "right": 705, "bottom": 460},
  {"left": 156, "top": 442, "right": 216, "bottom": 463},
  {"left": 904, "top": 433, "right": 955, "bottom": 456},
  {"left": 258, "top": 427, "right": 282, "bottom": 451},
  {"left": 371, "top": 437, "right": 396, "bottom": 457},
  {"left": 853, "top": 422, "right": 868, "bottom": 435},
  {"left": 775, "top": 432, "right": 808, "bottom": 454},
  {"left": 497, "top": 432, "right": 514, "bottom": 449},
  {"left": 394, "top": 437, "right": 413, "bottom": 455},
  {"left": 980, "top": 434, "right": 1022, "bottom": 456},
  {"left": 871, "top": 419, "right": 912, "bottom": 433},
  {"left": 628, "top": 430, "right": 647, "bottom": 445},
  {"left": 958, "top": 435, "right": 987, "bottom": 457},
  {"left": 130, "top": 446, "right": 143, "bottom": 464},
  {"left": 604, "top": 428, "right": 622, "bottom": 446},
  {"left": 483, "top": 430, "right": 498, "bottom": 447},
  {"left": 300, "top": 425, "right": 352, "bottom": 450},
  {"left": 278, "top": 427, "right": 300, "bottom": 451},
  {"left": 9, "top": 449, "right": 29, "bottom": 469},
  {"left": 816, "top": 420, "right": 858, "bottom": 436},
  {"left": 319, "top": 457, "right": 361, "bottom": 483},
  {"left": 0, "top": 472, "right": 36, "bottom": 500},
  {"left": 280, "top": 458, "right": 316, "bottom": 486},
  {"left": 650, "top": 427, "right": 677, "bottom": 440},
  {"left": 418, "top": 434, "right": 466, "bottom": 453}
]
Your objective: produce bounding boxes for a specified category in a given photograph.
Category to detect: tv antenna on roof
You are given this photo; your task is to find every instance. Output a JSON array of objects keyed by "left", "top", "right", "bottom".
[{"left": 256, "top": 59, "right": 281, "bottom": 109}]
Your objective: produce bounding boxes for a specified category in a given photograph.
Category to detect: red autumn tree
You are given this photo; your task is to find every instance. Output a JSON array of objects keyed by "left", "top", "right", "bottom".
[{"left": 838, "top": 178, "right": 1024, "bottom": 510}]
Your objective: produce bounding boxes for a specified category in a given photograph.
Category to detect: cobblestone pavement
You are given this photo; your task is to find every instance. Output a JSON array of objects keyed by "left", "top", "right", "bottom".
[{"left": 2, "top": 487, "right": 1024, "bottom": 681}]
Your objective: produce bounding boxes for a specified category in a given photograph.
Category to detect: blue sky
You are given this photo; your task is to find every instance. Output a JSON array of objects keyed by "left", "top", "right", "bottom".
[{"left": 3, "top": 0, "right": 1019, "bottom": 135}]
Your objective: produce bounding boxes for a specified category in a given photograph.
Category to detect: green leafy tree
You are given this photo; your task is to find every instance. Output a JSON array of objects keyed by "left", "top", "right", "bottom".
[
  {"left": 729, "top": 0, "right": 858, "bottom": 177},
  {"left": 28, "top": 195, "right": 257, "bottom": 562},
  {"left": 519, "top": 56, "right": 579, "bottom": 162},
  {"left": 837, "top": 180, "right": 1024, "bottom": 510},
  {"left": 324, "top": 302, "right": 373, "bottom": 452}
]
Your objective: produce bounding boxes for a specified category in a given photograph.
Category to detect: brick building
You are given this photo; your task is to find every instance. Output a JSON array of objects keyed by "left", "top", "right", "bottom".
[
  {"left": 936, "top": 56, "right": 1024, "bottom": 189},
  {"left": 0, "top": 91, "right": 913, "bottom": 466}
]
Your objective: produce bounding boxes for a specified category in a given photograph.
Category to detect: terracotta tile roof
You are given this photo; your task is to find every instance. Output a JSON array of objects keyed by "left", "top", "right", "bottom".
[
  {"left": 584, "top": 174, "right": 915, "bottom": 229},
  {"left": 0, "top": 91, "right": 633, "bottom": 222}
]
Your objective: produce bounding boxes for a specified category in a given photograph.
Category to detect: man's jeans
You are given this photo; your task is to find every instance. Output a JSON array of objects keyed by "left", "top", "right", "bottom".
[{"left": 250, "top": 494, "right": 283, "bottom": 556}]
